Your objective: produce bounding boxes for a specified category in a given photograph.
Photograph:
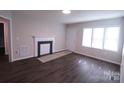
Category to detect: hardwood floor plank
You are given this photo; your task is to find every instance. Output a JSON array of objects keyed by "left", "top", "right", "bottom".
[{"left": 0, "top": 53, "right": 120, "bottom": 83}]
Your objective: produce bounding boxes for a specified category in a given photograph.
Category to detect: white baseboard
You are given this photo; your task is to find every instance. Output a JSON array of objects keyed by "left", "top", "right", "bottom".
[
  {"left": 12, "top": 55, "right": 34, "bottom": 62},
  {"left": 11, "top": 49, "right": 120, "bottom": 65},
  {"left": 74, "top": 51, "right": 121, "bottom": 65},
  {"left": 54, "top": 49, "right": 67, "bottom": 53},
  {"left": 12, "top": 49, "right": 67, "bottom": 62}
]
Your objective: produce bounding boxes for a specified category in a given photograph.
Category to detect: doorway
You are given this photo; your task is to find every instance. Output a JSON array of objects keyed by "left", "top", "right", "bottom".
[
  {"left": 0, "top": 17, "right": 11, "bottom": 62},
  {"left": 0, "top": 23, "right": 5, "bottom": 55}
]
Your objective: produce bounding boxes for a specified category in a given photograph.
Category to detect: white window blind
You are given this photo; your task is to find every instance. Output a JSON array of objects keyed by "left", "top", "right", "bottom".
[
  {"left": 82, "top": 28, "right": 92, "bottom": 47},
  {"left": 92, "top": 28, "right": 104, "bottom": 49},
  {"left": 104, "top": 27, "right": 120, "bottom": 51},
  {"left": 82, "top": 26, "right": 120, "bottom": 52}
]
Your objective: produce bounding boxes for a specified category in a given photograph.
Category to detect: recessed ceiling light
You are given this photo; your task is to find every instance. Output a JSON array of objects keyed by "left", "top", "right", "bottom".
[{"left": 62, "top": 10, "right": 71, "bottom": 14}]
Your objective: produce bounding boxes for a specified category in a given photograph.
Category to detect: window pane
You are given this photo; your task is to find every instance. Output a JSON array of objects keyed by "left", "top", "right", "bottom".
[
  {"left": 92, "top": 28, "right": 104, "bottom": 49},
  {"left": 82, "top": 28, "right": 92, "bottom": 47},
  {"left": 104, "top": 27, "right": 120, "bottom": 51}
]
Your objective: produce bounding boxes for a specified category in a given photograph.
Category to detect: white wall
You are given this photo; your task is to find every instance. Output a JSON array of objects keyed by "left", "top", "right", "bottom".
[
  {"left": 120, "top": 17, "right": 124, "bottom": 83},
  {"left": 0, "top": 10, "right": 12, "bottom": 20},
  {"left": 66, "top": 18, "right": 124, "bottom": 65},
  {"left": 120, "top": 45, "right": 124, "bottom": 82},
  {"left": 12, "top": 11, "right": 66, "bottom": 61},
  {"left": 66, "top": 25, "right": 77, "bottom": 51}
]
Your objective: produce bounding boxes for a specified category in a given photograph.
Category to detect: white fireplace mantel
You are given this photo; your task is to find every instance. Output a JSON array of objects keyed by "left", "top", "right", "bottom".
[{"left": 33, "top": 36, "right": 55, "bottom": 57}]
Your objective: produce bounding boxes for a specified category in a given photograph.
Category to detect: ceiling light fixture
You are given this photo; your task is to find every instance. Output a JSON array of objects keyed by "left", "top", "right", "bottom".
[{"left": 62, "top": 10, "right": 71, "bottom": 14}]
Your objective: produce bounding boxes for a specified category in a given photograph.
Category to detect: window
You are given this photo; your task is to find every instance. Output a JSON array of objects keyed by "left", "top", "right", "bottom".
[
  {"left": 104, "top": 27, "right": 120, "bottom": 51},
  {"left": 82, "top": 26, "right": 120, "bottom": 52},
  {"left": 82, "top": 28, "right": 92, "bottom": 47},
  {"left": 92, "top": 28, "right": 104, "bottom": 49}
]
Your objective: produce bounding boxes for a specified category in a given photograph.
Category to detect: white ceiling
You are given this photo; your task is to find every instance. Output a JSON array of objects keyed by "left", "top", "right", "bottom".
[
  {"left": 13, "top": 10, "right": 124, "bottom": 24},
  {"left": 62, "top": 10, "right": 124, "bottom": 24}
]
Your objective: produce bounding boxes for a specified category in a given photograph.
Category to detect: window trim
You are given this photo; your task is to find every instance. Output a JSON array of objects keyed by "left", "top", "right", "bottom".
[{"left": 82, "top": 26, "right": 120, "bottom": 52}]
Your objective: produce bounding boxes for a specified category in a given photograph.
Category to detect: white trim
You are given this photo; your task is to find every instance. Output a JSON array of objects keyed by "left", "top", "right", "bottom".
[
  {"left": 0, "top": 15, "right": 11, "bottom": 20},
  {"left": 13, "top": 49, "right": 67, "bottom": 62},
  {"left": 12, "top": 55, "right": 34, "bottom": 62},
  {"left": 54, "top": 49, "right": 67, "bottom": 53},
  {"left": 9, "top": 18, "right": 14, "bottom": 62},
  {"left": 0, "top": 15, "right": 13, "bottom": 62},
  {"left": 74, "top": 51, "right": 121, "bottom": 65},
  {"left": 33, "top": 37, "right": 55, "bottom": 57}
]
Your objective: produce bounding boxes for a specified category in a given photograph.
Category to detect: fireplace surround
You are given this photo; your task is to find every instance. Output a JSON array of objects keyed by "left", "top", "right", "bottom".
[
  {"left": 38, "top": 41, "right": 53, "bottom": 57},
  {"left": 33, "top": 37, "right": 55, "bottom": 57}
]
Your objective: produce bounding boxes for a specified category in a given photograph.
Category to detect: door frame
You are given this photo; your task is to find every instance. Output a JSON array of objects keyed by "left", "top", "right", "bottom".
[
  {"left": 0, "top": 23, "right": 5, "bottom": 54},
  {"left": 0, "top": 16, "right": 12, "bottom": 62}
]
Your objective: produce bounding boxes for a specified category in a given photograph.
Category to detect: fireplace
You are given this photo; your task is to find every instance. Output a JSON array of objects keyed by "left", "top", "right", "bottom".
[
  {"left": 33, "top": 37, "right": 55, "bottom": 57},
  {"left": 38, "top": 41, "right": 53, "bottom": 57}
]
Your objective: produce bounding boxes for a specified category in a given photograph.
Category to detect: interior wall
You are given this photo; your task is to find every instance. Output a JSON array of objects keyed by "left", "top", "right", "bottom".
[
  {"left": 0, "top": 10, "right": 12, "bottom": 20},
  {"left": 120, "top": 17, "right": 124, "bottom": 82},
  {"left": 12, "top": 11, "right": 66, "bottom": 61},
  {"left": 66, "top": 18, "right": 124, "bottom": 65},
  {"left": 120, "top": 45, "right": 124, "bottom": 82}
]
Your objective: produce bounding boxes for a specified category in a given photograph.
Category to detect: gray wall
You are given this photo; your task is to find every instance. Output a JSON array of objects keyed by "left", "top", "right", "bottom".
[
  {"left": 120, "top": 45, "right": 124, "bottom": 82},
  {"left": 120, "top": 17, "right": 124, "bottom": 83},
  {"left": 12, "top": 11, "right": 66, "bottom": 60},
  {"left": 66, "top": 18, "right": 124, "bottom": 65}
]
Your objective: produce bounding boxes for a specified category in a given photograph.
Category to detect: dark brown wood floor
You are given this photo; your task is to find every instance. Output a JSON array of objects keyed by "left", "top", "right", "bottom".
[{"left": 0, "top": 53, "right": 120, "bottom": 83}]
